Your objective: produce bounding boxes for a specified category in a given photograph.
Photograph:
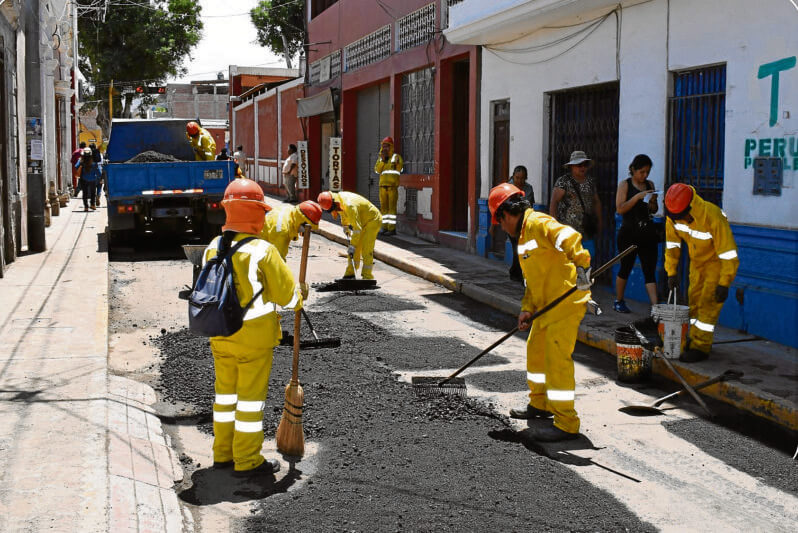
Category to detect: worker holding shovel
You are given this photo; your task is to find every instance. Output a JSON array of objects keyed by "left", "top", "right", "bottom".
[
  {"left": 489, "top": 183, "right": 593, "bottom": 442},
  {"left": 318, "top": 191, "right": 382, "bottom": 280}
]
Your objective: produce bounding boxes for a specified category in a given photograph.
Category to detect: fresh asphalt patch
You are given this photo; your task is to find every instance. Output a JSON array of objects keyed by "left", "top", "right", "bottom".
[
  {"left": 152, "top": 310, "right": 654, "bottom": 531},
  {"left": 462, "top": 369, "right": 528, "bottom": 392}
]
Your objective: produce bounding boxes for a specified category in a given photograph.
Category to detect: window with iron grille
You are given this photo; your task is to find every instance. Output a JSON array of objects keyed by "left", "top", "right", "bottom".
[
  {"left": 396, "top": 3, "right": 435, "bottom": 52},
  {"left": 309, "top": 50, "right": 341, "bottom": 86},
  {"left": 343, "top": 25, "right": 392, "bottom": 73},
  {"left": 400, "top": 67, "right": 435, "bottom": 175},
  {"left": 667, "top": 65, "right": 726, "bottom": 207}
]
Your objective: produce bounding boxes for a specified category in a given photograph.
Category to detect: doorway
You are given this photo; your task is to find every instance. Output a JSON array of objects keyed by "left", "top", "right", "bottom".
[
  {"left": 491, "top": 100, "right": 510, "bottom": 256},
  {"left": 320, "top": 117, "right": 335, "bottom": 191},
  {"left": 356, "top": 82, "right": 390, "bottom": 206},
  {"left": 0, "top": 52, "right": 9, "bottom": 275},
  {"left": 448, "top": 60, "right": 469, "bottom": 232}
]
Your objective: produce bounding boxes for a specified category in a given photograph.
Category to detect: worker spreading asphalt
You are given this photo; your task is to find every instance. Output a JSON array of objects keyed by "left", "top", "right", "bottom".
[{"left": 153, "top": 308, "right": 654, "bottom": 531}]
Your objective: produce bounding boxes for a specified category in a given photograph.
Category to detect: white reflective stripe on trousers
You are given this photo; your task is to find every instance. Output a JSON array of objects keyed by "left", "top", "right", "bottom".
[
  {"left": 526, "top": 372, "right": 545, "bottom": 384},
  {"left": 213, "top": 411, "right": 235, "bottom": 423},
  {"left": 235, "top": 420, "right": 263, "bottom": 433},
  {"left": 718, "top": 249, "right": 738, "bottom": 260},
  {"left": 517, "top": 239, "right": 538, "bottom": 255},
  {"left": 237, "top": 400, "right": 264, "bottom": 412},
  {"left": 666, "top": 241, "right": 681, "bottom": 249},
  {"left": 673, "top": 223, "right": 712, "bottom": 240},
  {"left": 381, "top": 170, "right": 401, "bottom": 175},
  {"left": 547, "top": 389, "right": 575, "bottom": 401},
  {"left": 554, "top": 227, "right": 577, "bottom": 252},
  {"left": 215, "top": 394, "right": 238, "bottom": 405},
  {"left": 693, "top": 319, "right": 715, "bottom": 332}
]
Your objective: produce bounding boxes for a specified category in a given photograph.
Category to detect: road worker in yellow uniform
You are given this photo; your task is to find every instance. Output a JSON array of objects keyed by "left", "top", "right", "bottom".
[
  {"left": 374, "top": 136, "right": 403, "bottom": 235},
  {"left": 318, "top": 190, "right": 381, "bottom": 280},
  {"left": 205, "top": 178, "right": 304, "bottom": 477},
  {"left": 186, "top": 121, "right": 217, "bottom": 161},
  {"left": 489, "top": 183, "right": 592, "bottom": 442},
  {"left": 664, "top": 183, "right": 739, "bottom": 362},
  {"left": 259, "top": 201, "right": 323, "bottom": 260}
]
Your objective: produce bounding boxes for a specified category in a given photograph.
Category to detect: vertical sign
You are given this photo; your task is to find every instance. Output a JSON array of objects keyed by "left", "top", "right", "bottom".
[
  {"left": 329, "top": 137, "right": 342, "bottom": 192},
  {"left": 297, "top": 140, "right": 309, "bottom": 189}
]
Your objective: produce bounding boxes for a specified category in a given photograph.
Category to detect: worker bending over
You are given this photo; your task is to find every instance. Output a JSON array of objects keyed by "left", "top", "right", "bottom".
[
  {"left": 205, "top": 178, "right": 304, "bottom": 477},
  {"left": 318, "top": 191, "right": 381, "bottom": 280},
  {"left": 664, "top": 183, "right": 739, "bottom": 362},
  {"left": 374, "top": 136, "right": 403, "bottom": 235},
  {"left": 186, "top": 121, "right": 217, "bottom": 161},
  {"left": 259, "top": 201, "right": 323, "bottom": 260},
  {"left": 489, "top": 183, "right": 592, "bottom": 442}
]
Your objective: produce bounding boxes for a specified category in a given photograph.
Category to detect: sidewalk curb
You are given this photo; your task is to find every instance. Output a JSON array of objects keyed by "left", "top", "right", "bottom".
[{"left": 314, "top": 222, "right": 797, "bottom": 431}]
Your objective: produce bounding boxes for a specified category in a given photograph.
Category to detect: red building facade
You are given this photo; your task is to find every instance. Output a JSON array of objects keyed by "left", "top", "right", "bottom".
[{"left": 305, "top": 0, "right": 479, "bottom": 249}]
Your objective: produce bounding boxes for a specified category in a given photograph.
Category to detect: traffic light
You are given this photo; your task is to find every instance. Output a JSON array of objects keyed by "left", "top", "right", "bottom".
[{"left": 135, "top": 86, "right": 166, "bottom": 95}]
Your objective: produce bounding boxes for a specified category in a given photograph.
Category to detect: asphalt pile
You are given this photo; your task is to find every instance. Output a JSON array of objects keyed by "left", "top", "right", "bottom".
[
  {"left": 154, "top": 306, "right": 654, "bottom": 532},
  {"left": 126, "top": 150, "right": 182, "bottom": 163}
]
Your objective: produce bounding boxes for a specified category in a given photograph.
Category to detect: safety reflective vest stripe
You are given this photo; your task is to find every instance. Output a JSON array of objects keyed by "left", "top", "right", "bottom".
[
  {"left": 690, "top": 318, "right": 715, "bottom": 332},
  {"left": 517, "top": 239, "right": 538, "bottom": 254},
  {"left": 275, "top": 210, "right": 286, "bottom": 232},
  {"left": 673, "top": 223, "right": 712, "bottom": 240},
  {"left": 526, "top": 372, "right": 545, "bottom": 384},
  {"left": 234, "top": 420, "right": 263, "bottom": 433},
  {"left": 554, "top": 227, "right": 577, "bottom": 252},
  {"left": 718, "top": 249, "right": 738, "bottom": 260},
  {"left": 547, "top": 389, "right": 575, "bottom": 401},
  {"left": 382, "top": 214, "right": 397, "bottom": 221},
  {"left": 215, "top": 394, "right": 237, "bottom": 405},
  {"left": 666, "top": 241, "right": 681, "bottom": 249},
  {"left": 283, "top": 287, "right": 302, "bottom": 311},
  {"left": 238, "top": 240, "right": 280, "bottom": 320}
]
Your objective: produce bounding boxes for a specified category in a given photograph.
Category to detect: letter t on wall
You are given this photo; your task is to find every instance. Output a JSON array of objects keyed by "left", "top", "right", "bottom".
[{"left": 758, "top": 57, "right": 797, "bottom": 127}]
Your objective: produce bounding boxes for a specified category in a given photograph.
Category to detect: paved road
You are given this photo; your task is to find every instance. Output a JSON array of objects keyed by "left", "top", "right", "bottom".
[{"left": 109, "top": 233, "right": 798, "bottom": 532}]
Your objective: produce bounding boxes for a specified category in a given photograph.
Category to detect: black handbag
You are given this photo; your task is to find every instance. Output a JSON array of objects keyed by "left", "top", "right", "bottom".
[{"left": 571, "top": 177, "right": 598, "bottom": 239}]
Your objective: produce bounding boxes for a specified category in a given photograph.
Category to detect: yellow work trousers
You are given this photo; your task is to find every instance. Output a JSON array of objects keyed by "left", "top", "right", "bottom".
[
  {"left": 379, "top": 186, "right": 398, "bottom": 231},
  {"left": 687, "top": 260, "right": 723, "bottom": 354},
  {"left": 345, "top": 219, "right": 381, "bottom": 279},
  {"left": 525, "top": 304, "right": 586, "bottom": 434},
  {"left": 211, "top": 342, "right": 274, "bottom": 472}
]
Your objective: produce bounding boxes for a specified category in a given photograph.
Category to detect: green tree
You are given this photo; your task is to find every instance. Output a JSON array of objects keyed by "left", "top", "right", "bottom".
[
  {"left": 77, "top": 0, "right": 202, "bottom": 136},
  {"left": 250, "top": 0, "right": 305, "bottom": 69}
]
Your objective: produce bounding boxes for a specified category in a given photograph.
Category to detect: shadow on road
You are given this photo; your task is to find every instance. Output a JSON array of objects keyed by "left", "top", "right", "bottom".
[{"left": 178, "top": 464, "right": 303, "bottom": 506}]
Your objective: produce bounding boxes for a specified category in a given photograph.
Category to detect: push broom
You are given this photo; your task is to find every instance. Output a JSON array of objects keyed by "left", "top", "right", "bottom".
[
  {"left": 276, "top": 225, "right": 312, "bottom": 457},
  {"left": 412, "top": 245, "right": 637, "bottom": 397}
]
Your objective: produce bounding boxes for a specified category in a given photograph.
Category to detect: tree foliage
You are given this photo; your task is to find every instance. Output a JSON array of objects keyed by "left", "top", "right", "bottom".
[
  {"left": 250, "top": 0, "right": 304, "bottom": 69},
  {"left": 77, "top": 0, "right": 203, "bottom": 133}
]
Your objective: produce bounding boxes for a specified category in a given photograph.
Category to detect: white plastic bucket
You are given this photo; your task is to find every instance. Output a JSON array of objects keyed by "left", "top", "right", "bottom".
[{"left": 650, "top": 291, "right": 690, "bottom": 359}]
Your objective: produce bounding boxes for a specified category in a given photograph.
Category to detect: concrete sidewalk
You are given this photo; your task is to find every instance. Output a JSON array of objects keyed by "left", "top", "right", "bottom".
[
  {"left": 305, "top": 204, "right": 798, "bottom": 432},
  {"left": 0, "top": 200, "right": 184, "bottom": 532}
]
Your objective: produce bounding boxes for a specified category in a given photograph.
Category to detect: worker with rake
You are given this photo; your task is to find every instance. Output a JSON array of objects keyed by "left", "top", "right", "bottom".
[
  {"left": 318, "top": 191, "right": 381, "bottom": 280},
  {"left": 489, "top": 183, "right": 593, "bottom": 442},
  {"left": 206, "top": 178, "right": 305, "bottom": 477}
]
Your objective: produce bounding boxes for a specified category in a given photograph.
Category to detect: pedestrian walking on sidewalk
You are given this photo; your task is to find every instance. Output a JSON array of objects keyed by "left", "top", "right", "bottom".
[
  {"left": 282, "top": 144, "right": 300, "bottom": 202},
  {"left": 75, "top": 147, "right": 100, "bottom": 211},
  {"left": 490, "top": 183, "right": 593, "bottom": 442},
  {"left": 318, "top": 190, "right": 381, "bottom": 280},
  {"left": 374, "top": 137, "right": 403, "bottom": 235},
  {"left": 549, "top": 150, "right": 602, "bottom": 258},
  {"left": 71, "top": 142, "right": 86, "bottom": 197},
  {"left": 205, "top": 178, "right": 304, "bottom": 477},
  {"left": 614, "top": 154, "right": 660, "bottom": 313},
  {"left": 507, "top": 165, "right": 535, "bottom": 282},
  {"left": 664, "top": 183, "right": 739, "bottom": 362}
]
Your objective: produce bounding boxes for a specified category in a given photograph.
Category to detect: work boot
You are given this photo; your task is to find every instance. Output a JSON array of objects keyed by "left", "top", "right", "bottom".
[
  {"left": 342, "top": 273, "right": 356, "bottom": 280},
  {"left": 529, "top": 425, "right": 580, "bottom": 442},
  {"left": 212, "top": 460, "right": 234, "bottom": 469},
  {"left": 509, "top": 404, "right": 553, "bottom": 419},
  {"left": 232, "top": 458, "right": 280, "bottom": 478},
  {"left": 679, "top": 348, "right": 709, "bottom": 363}
]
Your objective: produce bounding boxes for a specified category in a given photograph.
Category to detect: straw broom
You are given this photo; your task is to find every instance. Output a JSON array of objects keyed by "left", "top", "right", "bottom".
[{"left": 276, "top": 226, "right": 312, "bottom": 457}]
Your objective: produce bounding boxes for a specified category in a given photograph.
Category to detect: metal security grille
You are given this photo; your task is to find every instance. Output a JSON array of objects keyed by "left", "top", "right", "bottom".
[
  {"left": 667, "top": 65, "right": 726, "bottom": 207},
  {"left": 396, "top": 3, "right": 435, "bottom": 52},
  {"left": 549, "top": 82, "right": 619, "bottom": 284},
  {"left": 309, "top": 50, "right": 342, "bottom": 85},
  {"left": 401, "top": 67, "right": 435, "bottom": 175},
  {"left": 344, "top": 25, "right": 391, "bottom": 72}
]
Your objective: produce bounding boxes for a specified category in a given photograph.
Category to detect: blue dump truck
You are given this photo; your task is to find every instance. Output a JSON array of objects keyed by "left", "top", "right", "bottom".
[{"left": 105, "top": 119, "right": 233, "bottom": 245}]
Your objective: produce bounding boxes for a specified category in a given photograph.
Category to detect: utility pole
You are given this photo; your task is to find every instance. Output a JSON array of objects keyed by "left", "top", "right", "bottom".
[{"left": 109, "top": 79, "right": 113, "bottom": 123}]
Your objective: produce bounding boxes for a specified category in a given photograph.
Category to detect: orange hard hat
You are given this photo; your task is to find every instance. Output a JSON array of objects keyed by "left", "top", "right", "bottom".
[
  {"left": 298, "top": 200, "right": 322, "bottom": 226},
  {"left": 488, "top": 183, "right": 524, "bottom": 224},
  {"left": 381, "top": 136, "right": 394, "bottom": 146},
  {"left": 317, "top": 191, "right": 334, "bottom": 211},
  {"left": 664, "top": 183, "right": 693, "bottom": 218},
  {"left": 221, "top": 178, "right": 271, "bottom": 234},
  {"left": 186, "top": 121, "right": 200, "bottom": 136}
]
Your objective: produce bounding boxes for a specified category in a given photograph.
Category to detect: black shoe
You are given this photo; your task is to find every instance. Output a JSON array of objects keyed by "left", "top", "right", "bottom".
[
  {"left": 509, "top": 405, "right": 553, "bottom": 419},
  {"left": 529, "top": 425, "right": 579, "bottom": 442},
  {"left": 232, "top": 458, "right": 280, "bottom": 478},
  {"left": 213, "top": 460, "right": 234, "bottom": 469},
  {"left": 679, "top": 348, "right": 709, "bottom": 362},
  {"left": 342, "top": 274, "right": 356, "bottom": 280},
  {"left": 384, "top": 229, "right": 396, "bottom": 236}
]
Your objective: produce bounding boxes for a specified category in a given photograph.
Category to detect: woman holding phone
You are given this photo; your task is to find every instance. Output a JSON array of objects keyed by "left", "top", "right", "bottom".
[{"left": 614, "top": 154, "right": 659, "bottom": 312}]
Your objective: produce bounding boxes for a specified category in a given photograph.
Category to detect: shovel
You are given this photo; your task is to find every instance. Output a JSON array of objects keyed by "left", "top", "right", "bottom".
[{"left": 619, "top": 370, "right": 743, "bottom": 416}]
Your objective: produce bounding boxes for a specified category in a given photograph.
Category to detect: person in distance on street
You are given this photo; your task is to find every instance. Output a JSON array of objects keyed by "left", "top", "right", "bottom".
[
  {"left": 663, "top": 183, "right": 739, "bottom": 363},
  {"left": 489, "top": 183, "right": 592, "bottom": 442},
  {"left": 374, "top": 136, "right": 403, "bottom": 236},
  {"left": 76, "top": 147, "right": 101, "bottom": 212},
  {"left": 506, "top": 165, "right": 535, "bottom": 283},
  {"left": 216, "top": 147, "right": 230, "bottom": 161},
  {"left": 318, "top": 190, "right": 381, "bottom": 280},
  {"left": 205, "top": 178, "right": 304, "bottom": 477},
  {"left": 185, "top": 121, "right": 217, "bottom": 161}
]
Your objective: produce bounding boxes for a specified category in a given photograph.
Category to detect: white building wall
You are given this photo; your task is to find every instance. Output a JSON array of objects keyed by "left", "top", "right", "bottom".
[{"left": 472, "top": 0, "right": 798, "bottom": 229}]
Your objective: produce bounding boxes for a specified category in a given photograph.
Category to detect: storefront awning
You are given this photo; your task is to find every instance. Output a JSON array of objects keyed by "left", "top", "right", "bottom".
[{"left": 296, "top": 89, "right": 334, "bottom": 118}]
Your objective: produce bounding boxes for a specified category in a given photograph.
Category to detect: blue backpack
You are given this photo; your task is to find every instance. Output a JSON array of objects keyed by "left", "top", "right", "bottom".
[{"left": 188, "top": 236, "right": 263, "bottom": 337}]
